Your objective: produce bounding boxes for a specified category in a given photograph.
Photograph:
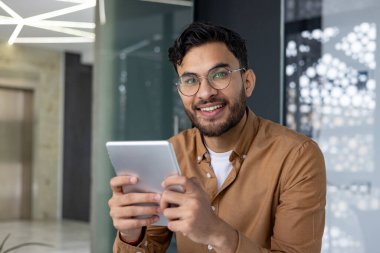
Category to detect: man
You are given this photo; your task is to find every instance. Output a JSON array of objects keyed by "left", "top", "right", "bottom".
[{"left": 109, "top": 22, "right": 326, "bottom": 253}]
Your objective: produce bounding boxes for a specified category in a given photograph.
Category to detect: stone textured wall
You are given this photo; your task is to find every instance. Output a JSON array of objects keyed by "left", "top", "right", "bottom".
[{"left": 0, "top": 43, "right": 63, "bottom": 220}]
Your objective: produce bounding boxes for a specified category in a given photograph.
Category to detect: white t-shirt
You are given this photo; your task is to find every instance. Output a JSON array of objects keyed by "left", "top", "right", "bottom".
[{"left": 207, "top": 148, "right": 233, "bottom": 190}]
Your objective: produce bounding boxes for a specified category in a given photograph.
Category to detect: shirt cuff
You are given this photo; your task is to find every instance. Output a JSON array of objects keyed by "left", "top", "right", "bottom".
[{"left": 114, "top": 230, "right": 148, "bottom": 253}]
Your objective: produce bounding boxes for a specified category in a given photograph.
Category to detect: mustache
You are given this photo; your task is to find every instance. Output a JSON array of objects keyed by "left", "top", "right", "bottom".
[{"left": 192, "top": 97, "right": 227, "bottom": 110}]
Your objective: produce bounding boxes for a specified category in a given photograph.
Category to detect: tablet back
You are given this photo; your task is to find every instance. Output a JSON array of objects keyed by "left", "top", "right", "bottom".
[{"left": 106, "top": 140, "right": 181, "bottom": 193}]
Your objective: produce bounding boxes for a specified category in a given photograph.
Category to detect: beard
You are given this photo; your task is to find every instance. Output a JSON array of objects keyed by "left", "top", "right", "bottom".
[{"left": 184, "top": 86, "right": 247, "bottom": 137}]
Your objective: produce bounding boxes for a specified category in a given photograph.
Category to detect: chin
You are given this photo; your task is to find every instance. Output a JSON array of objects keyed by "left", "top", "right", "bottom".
[{"left": 196, "top": 122, "right": 232, "bottom": 137}]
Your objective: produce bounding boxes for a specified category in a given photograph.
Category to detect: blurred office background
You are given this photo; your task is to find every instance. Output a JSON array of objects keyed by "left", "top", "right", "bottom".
[{"left": 0, "top": 0, "right": 378, "bottom": 252}]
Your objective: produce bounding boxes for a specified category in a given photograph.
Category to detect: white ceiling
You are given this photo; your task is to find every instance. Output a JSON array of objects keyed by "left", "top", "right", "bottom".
[{"left": 0, "top": 0, "right": 96, "bottom": 63}]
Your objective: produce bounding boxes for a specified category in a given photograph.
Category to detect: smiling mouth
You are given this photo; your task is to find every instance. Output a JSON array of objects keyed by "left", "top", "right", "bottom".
[{"left": 199, "top": 104, "right": 224, "bottom": 112}]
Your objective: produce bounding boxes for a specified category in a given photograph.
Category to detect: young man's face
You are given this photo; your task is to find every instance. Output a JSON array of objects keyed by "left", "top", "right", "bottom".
[{"left": 176, "top": 42, "right": 255, "bottom": 137}]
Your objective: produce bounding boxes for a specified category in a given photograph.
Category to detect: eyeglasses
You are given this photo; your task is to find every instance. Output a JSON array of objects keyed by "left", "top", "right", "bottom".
[{"left": 175, "top": 67, "right": 246, "bottom": 96}]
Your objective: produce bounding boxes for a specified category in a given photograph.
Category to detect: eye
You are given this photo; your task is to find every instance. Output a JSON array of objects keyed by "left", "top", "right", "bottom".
[
  {"left": 181, "top": 75, "right": 199, "bottom": 85},
  {"left": 211, "top": 69, "right": 229, "bottom": 80}
]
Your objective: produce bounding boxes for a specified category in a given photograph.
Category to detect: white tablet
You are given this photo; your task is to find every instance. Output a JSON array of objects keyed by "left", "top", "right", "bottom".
[
  {"left": 106, "top": 140, "right": 181, "bottom": 226},
  {"left": 106, "top": 140, "right": 181, "bottom": 193}
]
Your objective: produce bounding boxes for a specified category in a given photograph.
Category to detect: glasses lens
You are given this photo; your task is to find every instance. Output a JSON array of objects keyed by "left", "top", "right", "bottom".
[
  {"left": 178, "top": 74, "right": 199, "bottom": 96},
  {"left": 208, "top": 68, "right": 231, "bottom": 90}
]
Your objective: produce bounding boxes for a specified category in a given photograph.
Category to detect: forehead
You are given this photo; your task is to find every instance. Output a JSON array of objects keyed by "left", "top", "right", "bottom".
[{"left": 177, "top": 42, "right": 239, "bottom": 75}]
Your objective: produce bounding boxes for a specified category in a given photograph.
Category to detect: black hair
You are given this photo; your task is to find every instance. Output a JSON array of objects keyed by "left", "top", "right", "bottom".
[{"left": 168, "top": 22, "right": 248, "bottom": 72}]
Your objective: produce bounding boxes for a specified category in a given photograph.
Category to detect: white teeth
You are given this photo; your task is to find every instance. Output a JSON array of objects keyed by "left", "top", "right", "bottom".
[{"left": 200, "top": 104, "right": 223, "bottom": 112}]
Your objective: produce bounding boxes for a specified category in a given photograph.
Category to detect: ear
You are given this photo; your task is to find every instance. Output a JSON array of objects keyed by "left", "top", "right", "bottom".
[{"left": 243, "top": 69, "right": 256, "bottom": 98}]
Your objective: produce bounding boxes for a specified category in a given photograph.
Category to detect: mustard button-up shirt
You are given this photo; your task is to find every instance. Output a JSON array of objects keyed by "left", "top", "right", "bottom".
[{"left": 114, "top": 108, "right": 326, "bottom": 253}]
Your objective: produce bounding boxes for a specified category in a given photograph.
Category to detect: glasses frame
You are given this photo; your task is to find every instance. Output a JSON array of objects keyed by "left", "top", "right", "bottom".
[{"left": 176, "top": 67, "right": 246, "bottom": 97}]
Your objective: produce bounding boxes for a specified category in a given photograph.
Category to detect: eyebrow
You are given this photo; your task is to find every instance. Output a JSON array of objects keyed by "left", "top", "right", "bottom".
[{"left": 181, "top": 63, "right": 231, "bottom": 76}]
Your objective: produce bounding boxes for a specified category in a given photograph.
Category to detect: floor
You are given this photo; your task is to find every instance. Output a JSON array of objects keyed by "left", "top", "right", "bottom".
[{"left": 0, "top": 220, "right": 90, "bottom": 253}]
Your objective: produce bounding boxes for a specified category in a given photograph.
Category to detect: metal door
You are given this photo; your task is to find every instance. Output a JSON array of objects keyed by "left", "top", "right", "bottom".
[{"left": 0, "top": 87, "right": 33, "bottom": 220}]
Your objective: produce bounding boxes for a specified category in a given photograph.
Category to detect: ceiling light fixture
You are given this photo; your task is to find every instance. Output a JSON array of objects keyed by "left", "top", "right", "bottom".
[
  {"left": 99, "top": 0, "right": 106, "bottom": 25},
  {"left": 26, "top": 2, "right": 95, "bottom": 21},
  {"left": 14, "top": 37, "right": 94, "bottom": 43},
  {"left": 0, "top": 0, "right": 96, "bottom": 45},
  {"left": 8, "top": 24, "right": 23, "bottom": 44},
  {"left": 140, "top": 0, "right": 193, "bottom": 7},
  {"left": 0, "top": 16, "right": 95, "bottom": 29},
  {"left": 56, "top": 0, "right": 93, "bottom": 3},
  {"left": 29, "top": 24, "right": 95, "bottom": 38},
  {"left": 0, "top": 1, "right": 22, "bottom": 19}
]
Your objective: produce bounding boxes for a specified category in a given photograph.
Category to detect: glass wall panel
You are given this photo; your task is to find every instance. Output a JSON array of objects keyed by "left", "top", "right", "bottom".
[
  {"left": 110, "top": 0, "right": 193, "bottom": 140},
  {"left": 285, "top": 1, "right": 380, "bottom": 252},
  {"left": 92, "top": 1, "right": 192, "bottom": 252}
]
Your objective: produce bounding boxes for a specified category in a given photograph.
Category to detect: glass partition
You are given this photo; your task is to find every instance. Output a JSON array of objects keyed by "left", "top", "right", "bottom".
[
  {"left": 284, "top": 0, "right": 380, "bottom": 252},
  {"left": 92, "top": 1, "right": 192, "bottom": 252}
]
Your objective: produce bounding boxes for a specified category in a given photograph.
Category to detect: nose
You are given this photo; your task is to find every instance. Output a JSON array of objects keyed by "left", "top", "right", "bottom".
[{"left": 196, "top": 78, "right": 218, "bottom": 100}]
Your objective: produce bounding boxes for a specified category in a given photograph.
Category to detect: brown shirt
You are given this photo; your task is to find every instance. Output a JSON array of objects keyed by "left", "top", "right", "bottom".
[{"left": 113, "top": 108, "right": 326, "bottom": 253}]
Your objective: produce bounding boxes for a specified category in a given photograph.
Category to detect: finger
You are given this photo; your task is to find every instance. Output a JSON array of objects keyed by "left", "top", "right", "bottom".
[
  {"left": 162, "top": 175, "right": 185, "bottom": 187},
  {"left": 110, "top": 176, "right": 138, "bottom": 193},
  {"left": 167, "top": 219, "right": 188, "bottom": 234},
  {"left": 160, "top": 190, "right": 184, "bottom": 210},
  {"left": 112, "top": 216, "right": 160, "bottom": 231},
  {"left": 162, "top": 175, "right": 187, "bottom": 191},
  {"left": 118, "top": 192, "right": 161, "bottom": 206},
  {"left": 108, "top": 193, "right": 160, "bottom": 213},
  {"left": 110, "top": 205, "right": 161, "bottom": 219},
  {"left": 162, "top": 205, "right": 188, "bottom": 221}
]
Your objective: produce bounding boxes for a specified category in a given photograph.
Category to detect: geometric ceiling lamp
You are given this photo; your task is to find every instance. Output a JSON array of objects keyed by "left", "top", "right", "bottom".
[{"left": 0, "top": 0, "right": 96, "bottom": 44}]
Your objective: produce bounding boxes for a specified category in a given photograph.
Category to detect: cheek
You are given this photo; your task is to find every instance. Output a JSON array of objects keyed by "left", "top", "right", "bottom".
[{"left": 180, "top": 96, "right": 193, "bottom": 109}]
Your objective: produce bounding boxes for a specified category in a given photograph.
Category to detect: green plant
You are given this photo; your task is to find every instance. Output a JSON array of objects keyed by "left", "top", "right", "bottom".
[{"left": 0, "top": 234, "right": 53, "bottom": 253}]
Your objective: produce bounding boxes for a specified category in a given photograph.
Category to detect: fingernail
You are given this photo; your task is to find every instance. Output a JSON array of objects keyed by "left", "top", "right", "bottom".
[
  {"left": 154, "top": 194, "right": 161, "bottom": 201},
  {"left": 156, "top": 207, "right": 162, "bottom": 213},
  {"left": 130, "top": 177, "right": 137, "bottom": 183},
  {"left": 161, "top": 181, "right": 165, "bottom": 187}
]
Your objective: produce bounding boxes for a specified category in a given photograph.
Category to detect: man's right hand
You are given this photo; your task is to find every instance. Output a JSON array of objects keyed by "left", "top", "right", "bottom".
[{"left": 108, "top": 175, "right": 162, "bottom": 243}]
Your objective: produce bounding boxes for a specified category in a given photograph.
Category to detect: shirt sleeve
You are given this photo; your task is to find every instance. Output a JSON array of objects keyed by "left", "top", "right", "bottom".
[
  {"left": 113, "top": 226, "right": 173, "bottom": 253},
  {"left": 235, "top": 140, "right": 326, "bottom": 253}
]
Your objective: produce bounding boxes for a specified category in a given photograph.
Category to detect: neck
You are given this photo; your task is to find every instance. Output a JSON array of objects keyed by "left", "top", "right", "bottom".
[{"left": 203, "top": 111, "right": 247, "bottom": 153}]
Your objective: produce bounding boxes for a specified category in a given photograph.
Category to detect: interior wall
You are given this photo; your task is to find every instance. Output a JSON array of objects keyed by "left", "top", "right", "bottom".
[{"left": 0, "top": 43, "right": 63, "bottom": 220}]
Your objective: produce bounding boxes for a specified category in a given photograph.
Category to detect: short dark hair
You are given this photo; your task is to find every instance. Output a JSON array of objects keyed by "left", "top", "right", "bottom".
[{"left": 168, "top": 22, "right": 248, "bottom": 72}]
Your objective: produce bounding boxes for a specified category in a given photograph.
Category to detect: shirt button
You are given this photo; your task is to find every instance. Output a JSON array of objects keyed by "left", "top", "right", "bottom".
[
  {"left": 207, "top": 244, "right": 213, "bottom": 250},
  {"left": 211, "top": 206, "right": 216, "bottom": 211},
  {"left": 242, "top": 154, "right": 247, "bottom": 159},
  {"left": 206, "top": 172, "right": 211, "bottom": 178},
  {"left": 197, "top": 156, "right": 202, "bottom": 161}
]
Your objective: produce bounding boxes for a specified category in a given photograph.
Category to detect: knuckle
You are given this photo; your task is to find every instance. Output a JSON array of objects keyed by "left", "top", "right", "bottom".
[
  {"left": 123, "top": 194, "right": 132, "bottom": 203},
  {"left": 150, "top": 193, "right": 158, "bottom": 202},
  {"left": 110, "top": 177, "right": 118, "bottom": 187},
  {"left": 143, "top": 219, "right": 152, "bottom": 226},
  {"left": 109, "top": 178, "right": 115, "bottom": 187},
  {"left": 179, "top": 177, "right": 187, "bottom": 184},
  {"left": 108, "top": 198, "right": 114, "bottom": 207},
  {"left": 112, "top": 220, "right": 120, "bottom": 229},
  {"left": 161, "top": 191, "right": 168, "bottom": 200}
]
